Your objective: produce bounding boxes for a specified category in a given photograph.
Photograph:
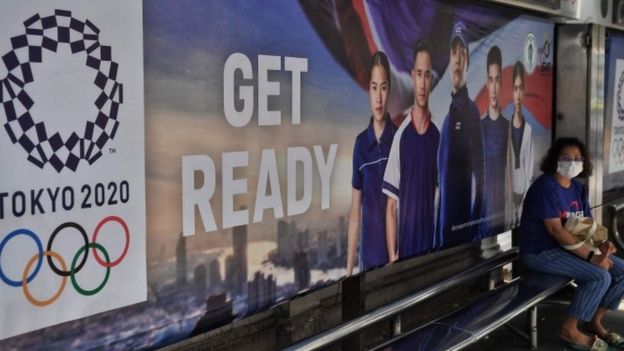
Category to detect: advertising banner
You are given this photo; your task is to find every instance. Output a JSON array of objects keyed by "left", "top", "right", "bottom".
[
  {"left": 0, "top": 1, "right": 552, "bottom": 350},
  {"left": 605, "top": 35, "right": 624, "bottom": 194},
  {"left": 608, "top": 58, "right": 624, "bottom": 174},
  {"left": 0, "top": 0, "right": 145, "bottom": 341}
]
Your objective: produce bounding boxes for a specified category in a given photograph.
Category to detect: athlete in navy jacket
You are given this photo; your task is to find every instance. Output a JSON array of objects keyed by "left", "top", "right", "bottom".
[{"left": 437, "top": 21, "right": 485, "bottom": 247}]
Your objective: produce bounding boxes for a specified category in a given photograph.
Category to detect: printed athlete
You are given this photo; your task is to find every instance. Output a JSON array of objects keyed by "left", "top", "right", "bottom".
[
  {"left": 481, "top": 45, "right": 510, "bottom": 237},
  {"left": 437, "top": 20, "right": 485, "bottom": 247},
  {"left": 347, "top": 51, "right": 396, "bottom": 275},
  {"left": 383, "top": 38, "right": 440, "bottom": 261}
]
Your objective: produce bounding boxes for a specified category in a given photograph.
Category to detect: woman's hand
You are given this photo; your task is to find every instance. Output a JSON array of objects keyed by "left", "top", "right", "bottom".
[
  {"left": 599, "top": 241, "right": 617, "bottom": 256},
  {"left": 590, "top": 251, "right": 613, "bottom": 270},
  {"left": 388, "top": 251, "right": 398, "bottom": 264}
]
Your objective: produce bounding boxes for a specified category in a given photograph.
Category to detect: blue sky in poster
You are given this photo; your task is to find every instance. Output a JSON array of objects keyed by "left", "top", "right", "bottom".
[{"left": 143, "top": 0, "right": 368, "bottom": 126}]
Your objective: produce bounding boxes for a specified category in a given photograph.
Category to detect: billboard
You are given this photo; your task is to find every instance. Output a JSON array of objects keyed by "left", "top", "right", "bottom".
[
  {"left": 0, "top": 0, "right": 145, "bottom": 341},
  {"left": 604, "top": 34, "right": 624, "bottom": 197},
  {"left": 0, "top": 0, "right": 553, "bottom": 350}
]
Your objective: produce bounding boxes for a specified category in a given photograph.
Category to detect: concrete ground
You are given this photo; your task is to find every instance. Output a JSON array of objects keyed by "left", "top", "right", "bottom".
[{"left": 464, "top": 288, "right": 624, "bottom": 351}]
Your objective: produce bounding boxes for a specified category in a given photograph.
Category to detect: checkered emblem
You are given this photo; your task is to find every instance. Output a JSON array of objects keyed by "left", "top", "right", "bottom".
[{"left": 1, "top": 10, "right": 123, "bottom": 172}]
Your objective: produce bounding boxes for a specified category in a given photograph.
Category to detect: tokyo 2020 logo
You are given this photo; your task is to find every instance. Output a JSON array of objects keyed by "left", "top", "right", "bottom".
[{"left": 0, "top": 10, "right": 123, "bottom": 173}]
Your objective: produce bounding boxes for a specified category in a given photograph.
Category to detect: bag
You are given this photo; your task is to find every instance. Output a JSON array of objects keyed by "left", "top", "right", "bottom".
[{"left": 561, "top": 216, "right": 608, "bottom": 254}]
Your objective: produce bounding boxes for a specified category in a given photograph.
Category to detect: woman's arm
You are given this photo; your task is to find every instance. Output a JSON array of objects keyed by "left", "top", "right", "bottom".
[
  {"left": 386, "top": 197, "right": 398, "bottom": 263},
  {"left": 543, "top": 218, "right": 612, "bottom": 269},
  {"left": 346, "top": 188, "right": 362, "bottom": 276},
  {"left": 543, "top": 218, "right": 590, "bottom": 257}
]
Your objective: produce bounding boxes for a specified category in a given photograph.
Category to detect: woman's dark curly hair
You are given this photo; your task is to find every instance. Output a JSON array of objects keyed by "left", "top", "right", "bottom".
[{"left": 539, "top": 137, "right": 593, "bottom": 177}]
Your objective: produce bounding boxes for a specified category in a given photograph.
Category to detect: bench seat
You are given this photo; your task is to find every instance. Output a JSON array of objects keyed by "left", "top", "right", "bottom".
[{"left": 373, "top": 272, "right": 572, "bottom": 351}]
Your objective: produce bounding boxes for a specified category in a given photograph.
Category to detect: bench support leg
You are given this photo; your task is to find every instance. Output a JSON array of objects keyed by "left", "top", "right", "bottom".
[
  {"left": 392, "top": 315, "right": 401, "bottom": 337},
  {"left": 529, "top": 306, "right": 538, "bottom": 350},
  {"left": 342, "top": 274, "right": 365, "bottom": 350}
]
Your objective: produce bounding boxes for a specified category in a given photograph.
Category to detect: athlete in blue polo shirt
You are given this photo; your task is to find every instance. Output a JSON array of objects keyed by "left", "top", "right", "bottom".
[
  {"left": 481, "top": 46, "right": 510, "bottom": 237},
  {"left": 383, "top": 38, "right": 440, "bottom": 261},
  {"left": 347, "top": 52, "right": 395, "bottom": 275},
  {"left": 437, "top": 21, "right": 485, "bottom": 247}
]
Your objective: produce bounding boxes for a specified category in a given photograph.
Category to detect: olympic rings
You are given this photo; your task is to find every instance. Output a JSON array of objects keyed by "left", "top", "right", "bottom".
[
  {"left": 0, "top": 217, "right": 129, "bottom": 306},
  {"left": 22, "top": 251, "right": 67, "bottom": 307},
  {"left": 71, "top": 243, "right": 110, "bottom": 296},
  {"left": 92, "top": 216, "right": 129, "bottom": 267},
  {"left": 0, "top": 229, "right": 43, "bottom": 286},
  {"left": 47, "top": 222, "right": 89, "bottom": 277}
]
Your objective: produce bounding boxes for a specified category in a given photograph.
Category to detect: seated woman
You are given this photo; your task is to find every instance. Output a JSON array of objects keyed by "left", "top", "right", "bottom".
[{"left": 520, "top": 137, "right": 624, "bottom": 350}]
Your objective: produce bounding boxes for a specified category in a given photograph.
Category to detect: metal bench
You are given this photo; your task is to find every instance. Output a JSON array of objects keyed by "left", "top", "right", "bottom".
[
  {"left": 372, "top": 272, "right": 572, "bottom": 351},
  {"left": 284, "top": 248, "right": 568, "bottom": 350}
]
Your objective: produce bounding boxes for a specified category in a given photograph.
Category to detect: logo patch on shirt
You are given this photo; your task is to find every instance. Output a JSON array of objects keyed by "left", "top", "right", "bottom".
[
  {"left": 560, "top": 201, "right": 583, "bottom": 218},
  {"left": 455, "top": 121, "right": 462, "bottom": 130}
]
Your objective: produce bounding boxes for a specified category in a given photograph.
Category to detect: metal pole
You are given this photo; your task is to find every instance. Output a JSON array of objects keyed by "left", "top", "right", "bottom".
[{"left": 529, "top": 306, "right": 538, "bottom": 350}]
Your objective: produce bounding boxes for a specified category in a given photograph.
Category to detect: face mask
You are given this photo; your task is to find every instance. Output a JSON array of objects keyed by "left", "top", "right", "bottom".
[{"left": 557, "top": 161, "right": 583, "bottom": 179}]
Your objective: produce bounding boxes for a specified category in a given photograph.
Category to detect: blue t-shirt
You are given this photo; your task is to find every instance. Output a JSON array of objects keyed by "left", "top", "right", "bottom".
[
  {"left": 481, "top": 112, "right": 509, "bottom": 237},
  {"left": 352, "top": 119, "right": 395, "bottom": 269},
  {"left": 520, "top": 173, "right": 591, "bottom": 254},
  {"left": 437, "top": 85, "right": 485, "bottom": 247},
  {"left": 383, "top": 114, "right": 440, "bottom": 258}
]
